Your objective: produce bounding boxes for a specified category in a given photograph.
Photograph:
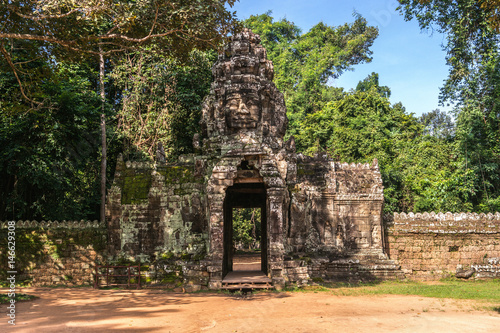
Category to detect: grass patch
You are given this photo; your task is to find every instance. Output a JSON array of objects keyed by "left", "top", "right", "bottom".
[
  {"left": 300, "top": 279, "right": 500, "bottom": 303},
  {"left": 0, "top": 293, "right": 37, "bottom": 304}
]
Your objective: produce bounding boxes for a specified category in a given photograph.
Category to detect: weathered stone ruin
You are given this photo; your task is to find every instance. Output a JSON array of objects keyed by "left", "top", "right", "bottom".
[
  {"left": 385, "top": 212, "right": 500, "bottom": 280},
  {"left": 105, "top": 29, "right": 403, "bottom": 289},
  {"left": 1, "top": 31, "right": 499, "bottom": 288}
]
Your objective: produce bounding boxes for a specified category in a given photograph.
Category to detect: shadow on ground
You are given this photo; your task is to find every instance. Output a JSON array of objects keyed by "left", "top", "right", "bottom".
[{"left": 5, "top": 287, "right": 292, "bottom": 332}]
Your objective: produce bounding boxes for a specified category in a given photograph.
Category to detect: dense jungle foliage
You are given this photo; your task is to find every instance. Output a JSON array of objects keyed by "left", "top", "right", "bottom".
[
  {"left": 0, "top": 1, "right": 499, "bottom": 221},
  {"left": 233, "top": 208, "right": 261, "bottom": 250}
]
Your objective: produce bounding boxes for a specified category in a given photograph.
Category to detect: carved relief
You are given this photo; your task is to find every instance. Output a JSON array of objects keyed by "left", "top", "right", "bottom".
[
  {"left": 224, "top": 91, "right": 261, "bottom": 130},
  {"left": 200, "top": 28, "right": 288, "bottom": 143}
]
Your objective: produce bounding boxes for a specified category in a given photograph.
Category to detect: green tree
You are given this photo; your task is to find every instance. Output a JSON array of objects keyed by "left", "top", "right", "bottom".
[
  {"left": 398, "top": 0, "right": 500, "bottom": 211},
  {"left": 110, "top": 48, "right": 216, "bottom": 160},
  {"left": 1, "top": 0, "right": 239, "bottom": 220},
  {"left": 243, "top": 12, "right": 378, "bottom": 138},
  {"left": 419, "top": 109, "right": 454, "bottom": 139},
  {"left": 454, "top": 105, "right": 500, "bottom": 211},
  {"left": 355, "top": 72, "right": 391, "bottom": 98},
  {"left": 295, "top": 74, "right": 423, "bottom": 213},
  {"left": 0, "top": 0, "right": 238, "bottom": 59},
  {"left": 397, "top": 1, "right": 499, "bottom": 107},
  {"left": 0, "top": 0, "right": 238, "bottom": 111},
  {"left": 0, "top": 61, "right": 103, "bottom": 220},
  {"left": 232, "top": 208, "right": 261, "bottom": 250},
  {"left": 296, "top": 74, "right": 420, "bottom": 158},
  {"left": 394, "top": 134, "right": 476, "bottom": 213}
]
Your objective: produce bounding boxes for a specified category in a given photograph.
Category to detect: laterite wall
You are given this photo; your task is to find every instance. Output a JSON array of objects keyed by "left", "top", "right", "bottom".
[
  {"left": 0, "top": 220, "right": 106, "bottom": 286},
  {"left": 385, "top": 212, "right": 500, "bottom": 280}
]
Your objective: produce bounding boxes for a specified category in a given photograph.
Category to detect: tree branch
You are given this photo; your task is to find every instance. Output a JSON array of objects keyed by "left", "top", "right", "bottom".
[
  {"left": 14, "top": 56, "right": 44, "bottom": 66},
  {"left": 0, "top": 32, "right": 132, "bottom": 56},
  {"left": 0, "top": 32, "right": 97, "bottom": 53},
  {"left": 98, "top": 29, "right": 180, "bottom": 43},
  {"left": 147, "top": 4, "right": 160, "bottom": 40},
  {"left": 12, "top": 7, "right": 80, "bottom": 21},
  {"left": 0, "top": 28, "right": 216, "bottom": 54},
  {"left": 0, "top": 43, "right": 43, "bottom": 107}
]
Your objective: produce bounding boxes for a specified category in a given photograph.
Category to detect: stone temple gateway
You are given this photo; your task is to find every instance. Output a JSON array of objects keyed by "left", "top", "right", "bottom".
[{"left": 106, "top": 29, "right": 402, "bottom": 289}]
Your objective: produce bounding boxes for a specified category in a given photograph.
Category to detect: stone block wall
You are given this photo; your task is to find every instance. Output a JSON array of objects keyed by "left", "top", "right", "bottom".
[
  {"left": 141, "top": 256, "right": 211, "bottom": 292},
  {"left": 0, "top": 220, "right": 106, "bottom": 286},
  {"left": 385, "top": 212, "right": 500, "bottom": 280},
  {"left": 0, "top": 219, "right": 212, "bottom": 290},
  {"left": 288, "top": 157, "right": 385, "bottom": 256},
  {"left": 106, "top": 156, "right": 209, "bottom": 261}
]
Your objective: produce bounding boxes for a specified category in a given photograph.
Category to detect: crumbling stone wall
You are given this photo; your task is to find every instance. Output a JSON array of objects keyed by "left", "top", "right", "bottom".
[
  {"left": 288, "top": 156, "right": 385, "bottom": 257},
  {"left": 385, "top": 212, "right": 500, "bottom": 280},
  {"left": 0, "top": 220, "right": 105, "bottom": 286},
  {"left": 106, "top": 29, "right": 396, "bottom": 289},
  {"left": 284, "top": 155, "right": 403, "bottom": 285},
  {"left": 106, "top": 156, "right": 208, "bottom": 261}
]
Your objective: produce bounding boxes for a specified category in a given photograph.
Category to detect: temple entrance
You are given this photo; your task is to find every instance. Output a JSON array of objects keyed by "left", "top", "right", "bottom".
[{"left": 223, "top": 182, "right": 268, "bottom": 278}]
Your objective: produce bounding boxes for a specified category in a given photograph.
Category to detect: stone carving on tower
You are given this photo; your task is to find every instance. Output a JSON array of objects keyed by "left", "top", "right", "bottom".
[{"left": 200, "top": 28, "right": 288, "bottom": 154}]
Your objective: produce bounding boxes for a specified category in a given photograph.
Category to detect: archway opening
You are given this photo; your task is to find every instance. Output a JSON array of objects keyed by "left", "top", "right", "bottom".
[
  {"left": 223, "top": 182, "right": 267, "bottom": 277},
  {"left": 232, "top": 207, "right": 261, "bottom": 270}
]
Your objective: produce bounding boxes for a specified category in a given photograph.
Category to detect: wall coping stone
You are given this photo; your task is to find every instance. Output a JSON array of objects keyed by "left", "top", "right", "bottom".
[
  {"left": 336, "top": 194, "right": 384, "bottom": 201},
  {"left": 384, "top": 212, "right": 500, "bottom": 234},
  {"left": 334, "top": 160, "right": 379, "bottom": 170},
  {"left": 0, "top": 220, "right": 105, "bottom": 229},
  {"left": 394, "top": 211, "right": 500, "bottom": 221}
]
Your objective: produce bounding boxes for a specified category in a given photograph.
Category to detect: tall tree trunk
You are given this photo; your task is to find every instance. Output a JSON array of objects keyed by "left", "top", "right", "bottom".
[
  {"left": 251, "top": 209, "right": 256, "bottom": 239},
  {"left": 99, "top": 49, "right": 107, "bottom": 223}
]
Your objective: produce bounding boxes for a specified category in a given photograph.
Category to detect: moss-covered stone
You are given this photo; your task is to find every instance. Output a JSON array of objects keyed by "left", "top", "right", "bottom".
[
  {"left": 158, "top": 165, "right": 203, "bottom": 185},
  {"left": 0, "top": 226, "right": 106, "bottom": 285},
  {"left": 297, "top": 166, "right": 315, "bottom": 176},
  {"left": 121, "top": 169, "right": 152, "bottom": 204}
]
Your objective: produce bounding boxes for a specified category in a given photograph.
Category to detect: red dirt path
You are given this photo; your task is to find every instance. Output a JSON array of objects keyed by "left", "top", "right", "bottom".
[{"left": 2, "top": 287, "right": 499, "bottom": 332}]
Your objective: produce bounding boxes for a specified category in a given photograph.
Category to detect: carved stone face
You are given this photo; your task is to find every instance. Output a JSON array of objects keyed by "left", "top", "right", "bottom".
[{"left": 224, "top": 92, "right": 260, "bottom": 129}]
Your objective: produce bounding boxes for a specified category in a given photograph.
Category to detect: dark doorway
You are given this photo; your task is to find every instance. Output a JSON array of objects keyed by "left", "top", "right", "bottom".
[{"left": 223, "top": 183, "right": 267, "bottom": 277}]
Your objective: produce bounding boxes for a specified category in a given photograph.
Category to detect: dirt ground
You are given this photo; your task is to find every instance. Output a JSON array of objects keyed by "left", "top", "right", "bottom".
[
  {"left": 1, "top": 287, "right": 499, "bottom": 333},
  {"left": 233, "top": 253, "right": 261, "bottom": 271}
]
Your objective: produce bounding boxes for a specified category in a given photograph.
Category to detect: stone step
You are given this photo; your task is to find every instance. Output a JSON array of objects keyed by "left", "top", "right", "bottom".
[
  {"left": 221, "top": 270, "right": 274, "bottom": 291},
  {"left": 310, "top": 256, "right": 406, "bottom": 282},
  {"left": 221, "top": 282, "right": 274, "bottom": 290}
]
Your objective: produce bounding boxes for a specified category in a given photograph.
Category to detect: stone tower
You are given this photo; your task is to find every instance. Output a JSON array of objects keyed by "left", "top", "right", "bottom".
[{"left": 198, "top": 29, "right": 295, "bottom": 286}]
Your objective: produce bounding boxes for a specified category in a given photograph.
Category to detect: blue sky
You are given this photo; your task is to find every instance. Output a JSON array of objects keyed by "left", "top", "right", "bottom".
[{"left": 229, "top": 0, "right": 452, "bottom": 117}]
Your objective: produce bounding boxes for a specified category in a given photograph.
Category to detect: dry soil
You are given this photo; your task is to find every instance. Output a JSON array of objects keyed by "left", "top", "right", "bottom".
[{"left": 2, "top": 287, "right": 500, "bottom": 332}]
